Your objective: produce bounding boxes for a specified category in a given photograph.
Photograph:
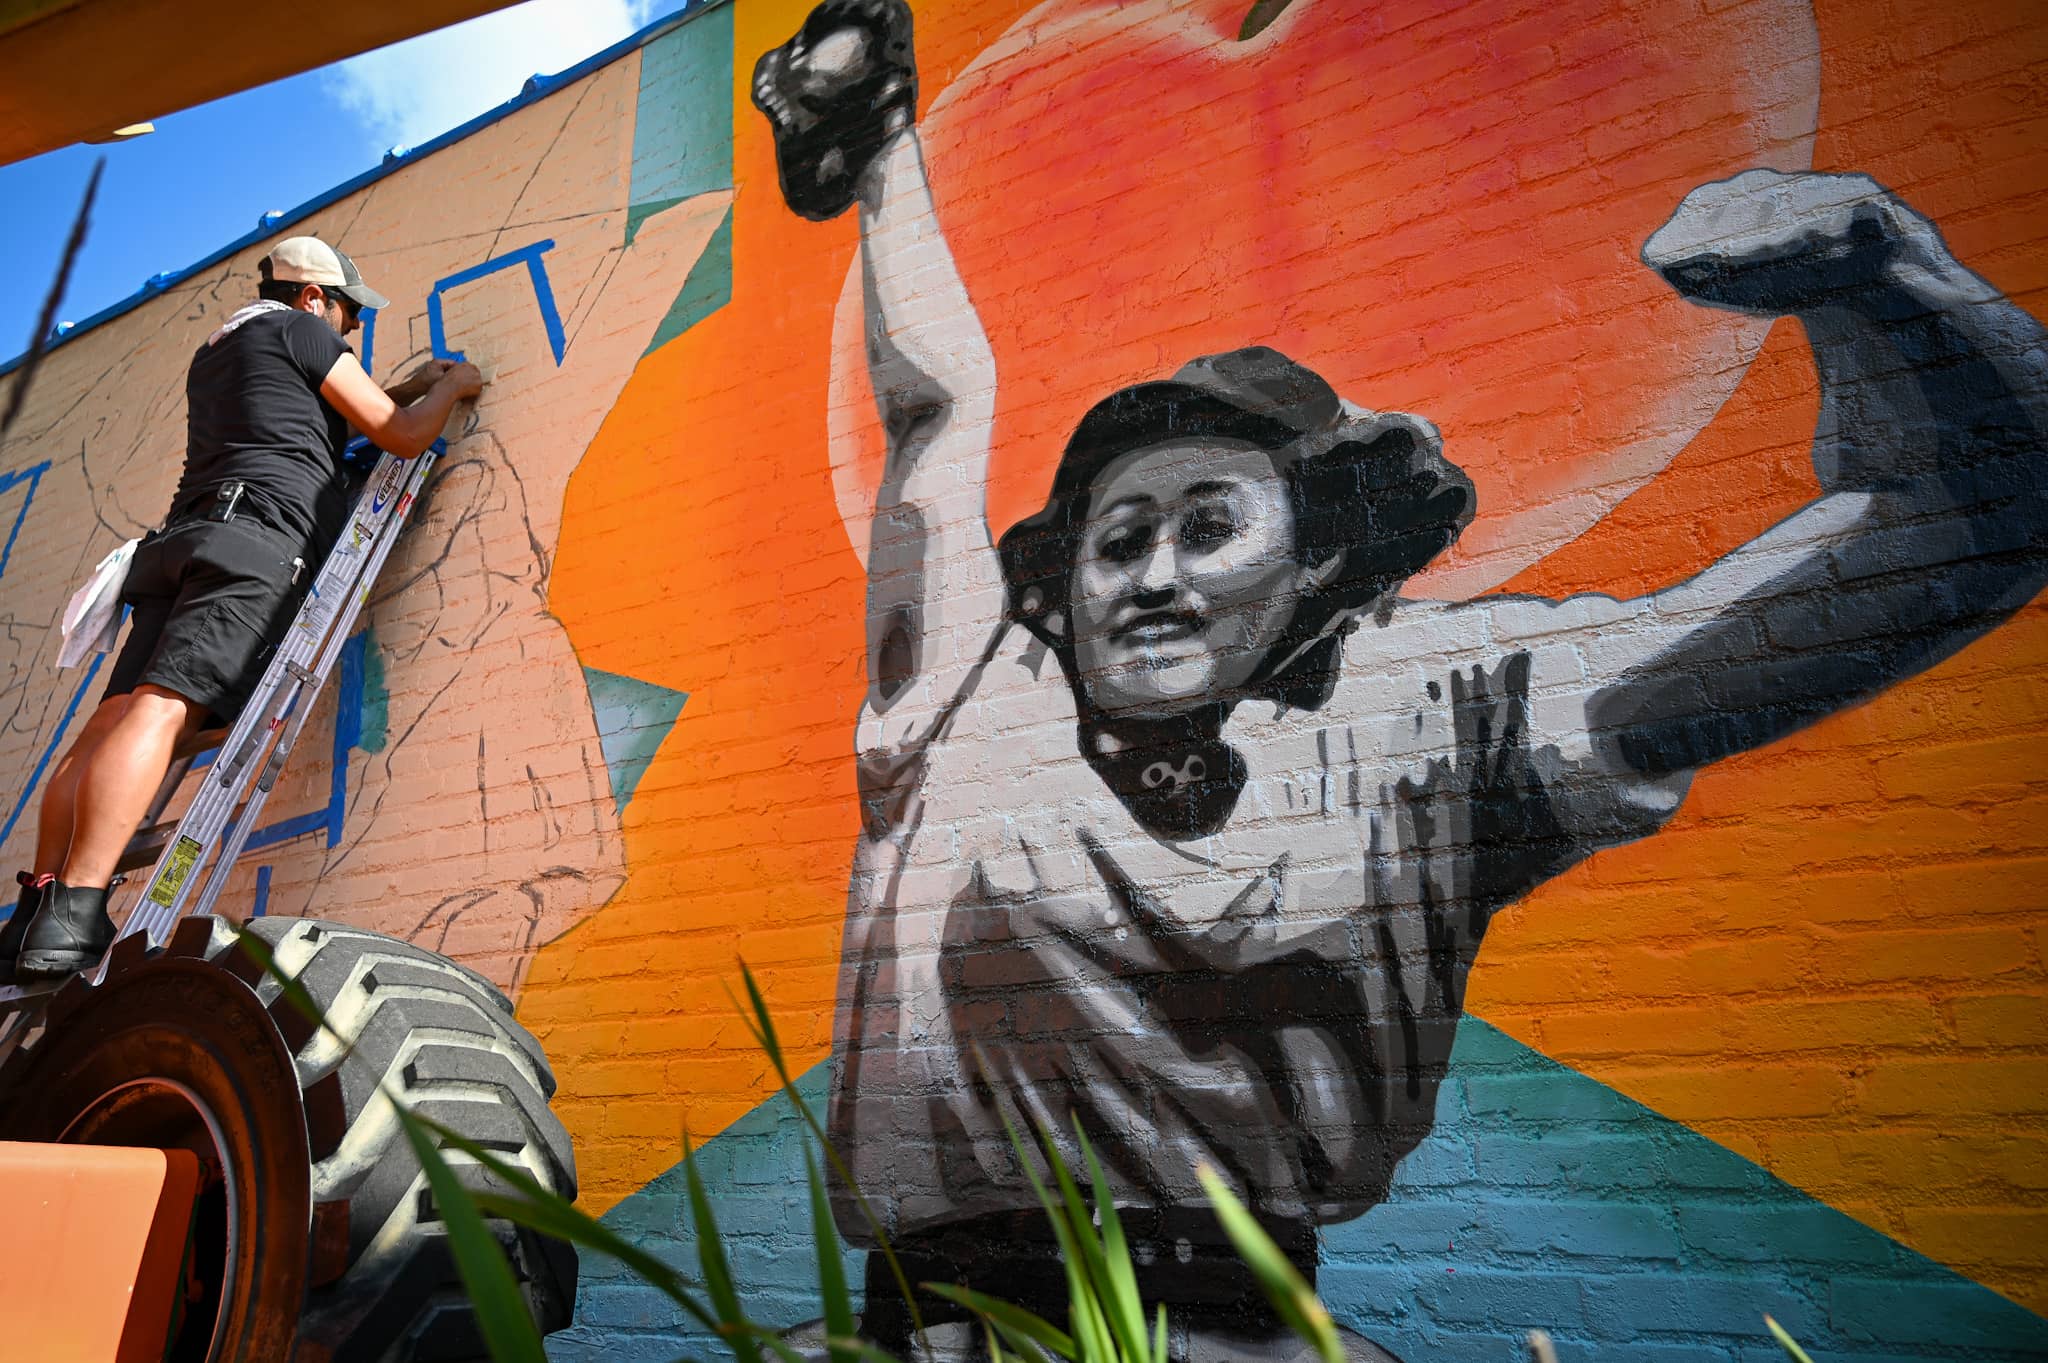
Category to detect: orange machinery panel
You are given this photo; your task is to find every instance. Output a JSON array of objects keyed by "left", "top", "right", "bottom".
[{"left": 0, "top": 1140, "right": 202, "bottom": 1363}]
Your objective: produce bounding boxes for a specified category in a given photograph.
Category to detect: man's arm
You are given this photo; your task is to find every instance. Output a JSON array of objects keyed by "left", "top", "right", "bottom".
[
  {"left": 1506, "top": 171, "right": 2047, "bottom": 831},
  {"left": 321, "top": 352, "right": 484, "bottom": 459}
]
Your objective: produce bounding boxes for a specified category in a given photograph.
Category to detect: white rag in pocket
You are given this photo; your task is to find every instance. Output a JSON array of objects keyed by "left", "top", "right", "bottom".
[{"left": 57, "top": 537, "right": 138, "bottom": 669}]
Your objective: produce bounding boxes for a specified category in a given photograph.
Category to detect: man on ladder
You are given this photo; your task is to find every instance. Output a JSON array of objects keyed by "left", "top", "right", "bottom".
[{"left": 0, "top": 236, "right": 484, "bottom": 982}]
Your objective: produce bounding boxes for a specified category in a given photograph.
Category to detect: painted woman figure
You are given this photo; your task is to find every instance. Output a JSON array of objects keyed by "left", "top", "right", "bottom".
[{"left": 754, "top": 3, "right": 2048, "bottom": 1358}]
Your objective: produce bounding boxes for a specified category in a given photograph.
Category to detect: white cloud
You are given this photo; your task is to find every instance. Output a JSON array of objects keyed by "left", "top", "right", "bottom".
[{"left": 324, "top": 0, "right": 658, "bottom": 154}]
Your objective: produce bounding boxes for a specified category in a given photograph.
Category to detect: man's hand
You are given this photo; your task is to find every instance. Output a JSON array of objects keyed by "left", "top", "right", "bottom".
[
  {"left": 386, "top": 359, "right": 457, "bottom": 406},
  {"left": 324, "top": 352, "right": 481, "bottom": 460},
  {"left": 1643, "top": 169, "right": 1968, "bottom": 315},
  {"left": 437, "top": 361, "right": 485, "bottom": 402}
]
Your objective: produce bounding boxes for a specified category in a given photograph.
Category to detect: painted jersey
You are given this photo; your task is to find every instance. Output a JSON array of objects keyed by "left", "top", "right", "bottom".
[{"left": 830, "top": 593, "right": 1693, "bottom": 1239}]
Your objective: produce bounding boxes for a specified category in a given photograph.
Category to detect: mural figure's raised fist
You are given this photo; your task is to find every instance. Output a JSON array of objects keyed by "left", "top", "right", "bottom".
[
  {"left": 752, "top": 0, "right": 918, "bottom": 221},
  {"left": 1644, "top": 169, "right": 1958, "bottom": 314}
]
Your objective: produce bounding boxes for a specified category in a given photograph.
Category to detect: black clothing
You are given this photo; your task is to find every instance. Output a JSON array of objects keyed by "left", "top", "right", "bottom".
[
  {"left": 105, "top": 520, "right": 307, "bottom": 722},
  {"left": 170, "top": 306, "right": 352, "bottom": 552},
  {"left": 108, "top": 303, "right": 352, "bottom": 722}
]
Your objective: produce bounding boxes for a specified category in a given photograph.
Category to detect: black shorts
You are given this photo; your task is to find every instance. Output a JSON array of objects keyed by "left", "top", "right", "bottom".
[{"left": 104, "top": 520, "right": 308, "bottom": 724}]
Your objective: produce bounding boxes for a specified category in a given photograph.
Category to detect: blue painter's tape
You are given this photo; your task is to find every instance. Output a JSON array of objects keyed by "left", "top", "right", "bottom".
[
  {"left": 0, "top": 460, "right": 52, "bottom": 584},
  {"left": 242, "top": 809, "right": 330, "bottom": 854},
  {"left": 427, "top": 239, "right": 566, "bottom": 367},
  {"left": 331, "top": 632, "right": 365, "bottom": 848},
  {"left": 0, "top": 650, "right": 105, "bottom": 850},
  {"left": 252, "top": 864, "right": 272, "bottom": 917},
  {"left": 359, "top": 307, "right": 377, "bottom": 378}
]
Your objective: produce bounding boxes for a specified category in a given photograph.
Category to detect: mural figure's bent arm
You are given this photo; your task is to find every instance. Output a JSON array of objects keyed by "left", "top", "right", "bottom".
[{"left": 1514, "top": 171, "right": 2048, "bottom": 836}]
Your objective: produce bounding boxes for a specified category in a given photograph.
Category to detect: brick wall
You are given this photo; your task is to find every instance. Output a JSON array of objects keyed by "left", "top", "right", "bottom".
[{"left": 1, "top": 0, "right": 2043, "bottom": 1358}]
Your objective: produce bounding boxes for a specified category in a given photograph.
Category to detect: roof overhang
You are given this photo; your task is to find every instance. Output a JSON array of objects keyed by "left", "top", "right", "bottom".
[{"left": 0, "top": 0, "right": 521, "bottom": 167}]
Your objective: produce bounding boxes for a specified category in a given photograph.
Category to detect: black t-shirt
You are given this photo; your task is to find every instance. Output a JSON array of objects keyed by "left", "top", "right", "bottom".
[{"left": 170, "top": 306, "right": 355, "bottom": 554}]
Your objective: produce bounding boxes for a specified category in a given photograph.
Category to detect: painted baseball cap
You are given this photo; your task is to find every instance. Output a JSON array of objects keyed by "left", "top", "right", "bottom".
[
  {"left": 997, "top": 345, "right": 1475, "bottom": 638},
  {"left": 260, "top": 236, "right": 391, "bottom": 310}
]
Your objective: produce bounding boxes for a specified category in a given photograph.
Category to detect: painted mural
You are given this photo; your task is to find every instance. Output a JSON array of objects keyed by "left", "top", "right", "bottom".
[
  {"left": 2, "top": 0, "right": 2046, "bottom": 1359},
  {"left": 740, "top": 0, "right": 2048, "bottom": 1356}
]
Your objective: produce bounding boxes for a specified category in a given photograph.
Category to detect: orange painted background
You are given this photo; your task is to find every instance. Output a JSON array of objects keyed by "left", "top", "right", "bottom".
[{"left": 524, "top": 0, "right": 2048, "bottom": 1324}]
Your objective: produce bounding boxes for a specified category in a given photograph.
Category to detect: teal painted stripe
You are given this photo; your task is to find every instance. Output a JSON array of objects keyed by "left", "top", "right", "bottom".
[
  {"left": 1324, "top": 1017, "right": 2048, "bottom": 1362},
  {"left": 554, "top": 1019, "right": 2048, "bottom": 1362},
  {"left": 549, "top": 1065, "right": 857, "bottom": 1362},
  {"left": 628, "top": 0, "right": 734, "bottom": 240}
]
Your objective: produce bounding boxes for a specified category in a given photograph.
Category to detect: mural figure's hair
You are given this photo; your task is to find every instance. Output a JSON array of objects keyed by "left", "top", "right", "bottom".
[{"left": 997, "top": 346, "right": 1476, "bottom": 705}]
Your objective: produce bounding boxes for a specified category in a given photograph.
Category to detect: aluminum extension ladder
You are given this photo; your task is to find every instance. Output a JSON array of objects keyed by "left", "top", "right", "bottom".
[{"left": 0, "top": 430, "right": 451, "bottom": 1022}]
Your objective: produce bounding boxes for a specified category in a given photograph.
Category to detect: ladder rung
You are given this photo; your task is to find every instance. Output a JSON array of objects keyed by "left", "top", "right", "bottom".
[
  {"left": 115, "top": 822, "right": 178, "bottom": 876},
  {"left": 173, "top": 727, "right": 230, "bottom": 762}
]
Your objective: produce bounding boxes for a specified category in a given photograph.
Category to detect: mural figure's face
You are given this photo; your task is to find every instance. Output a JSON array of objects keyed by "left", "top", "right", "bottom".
[{"left": 1070, "top": 441, "right": 1317, "bottom": 718}]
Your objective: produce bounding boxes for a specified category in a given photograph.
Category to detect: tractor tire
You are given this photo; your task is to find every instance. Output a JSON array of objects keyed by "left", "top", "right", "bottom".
[{"left": 0, "top": 914, "right": 578, "bottom": 1363}]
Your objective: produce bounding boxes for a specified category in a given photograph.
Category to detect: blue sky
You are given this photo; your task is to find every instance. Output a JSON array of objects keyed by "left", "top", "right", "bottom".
[{"left": 0, "top": 0, "right": 686, "bottom": 363}]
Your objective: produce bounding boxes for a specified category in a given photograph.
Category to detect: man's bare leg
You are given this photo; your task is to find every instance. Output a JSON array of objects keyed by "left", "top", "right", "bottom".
[
  {"left": 16, "top": 683, "right": 204, "bottom": 978},
  {"left": 31, "top": 693, "right": 133, "bottom": 876},
  {"left": 0, "top": 694, "right": 134, "bottom": 978},
  {"left": 58, "top": 684, "right": 206, "bottom": 889}
]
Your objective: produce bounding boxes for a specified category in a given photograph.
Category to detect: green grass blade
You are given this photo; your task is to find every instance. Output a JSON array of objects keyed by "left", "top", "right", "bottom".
[
  {"left": 1195, "top": 1166, "right": 1340, "bottom": 1363},
  {"left": 822, "top": 1337, "right": 906, "bottom": 1363},
  {"left": 414, "top": 1114, "right": 722, "bottom": 1334},
  {"left": 394, "top": 1105, "right": 547, "bottom": 1363},
  {"left": 924, "top": 1284, "right": 1077, "bottom": 1358},
  {"left": 805, "top": 1143, "right": 859, "bottom": 1362},
  {"left": 1036, "top": 1127, "right": 1153, "bottom": 1361},
  {"left": 986, "top": 1098, "right": 1106, "bottom": 1356},
  {"left": 1068, "top": 1277, "right": 1114, "bottom": 1363},
  {"left": 683, "top": 1132, "right": 763, "bottom": 1363},
  {"left": 993, "top": 1100, "right": 1070, "bottom": 1246},
  {"left": 1073, "top": 1121, "right": 1147, "bottom": 1354},
  {"left": 737, "top": 960, "right": 786, "bottom": 1072},
  {"left": 1764, "top": 1316, "right": 1816, "bottom": 1363},
  {"left": 232, "top": 930, "right": 351, "bottom": 1058},
  {"left": 730, "top": 962, "right": 930, "bottom": 1356},
  {"left": 1151, "top": 1304, "right": 1167, "bottom": 1363}
]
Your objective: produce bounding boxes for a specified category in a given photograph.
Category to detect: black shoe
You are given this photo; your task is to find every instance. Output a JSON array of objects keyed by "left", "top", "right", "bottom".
[
  {"left": 752, "top": 0, "right": 917, "bottom": 221},
  {"left": 0, "top": 871, "right": 50, "bottom": 982},
  {"left": 15, "top": 881, "right": 114, "bottom": 979}
]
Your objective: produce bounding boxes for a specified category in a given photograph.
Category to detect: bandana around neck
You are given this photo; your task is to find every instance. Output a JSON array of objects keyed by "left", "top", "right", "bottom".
[
  {"left": 1080, "top": 706, "right": 1247, "bottom": 841},
  {"left": 207, "top": 299, "right": 292, "bottom": 347}
]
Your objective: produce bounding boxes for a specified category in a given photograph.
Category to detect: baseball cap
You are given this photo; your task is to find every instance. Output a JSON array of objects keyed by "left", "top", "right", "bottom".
[{"left": 261, "top": 236, "right": 391, "bottom": 310}]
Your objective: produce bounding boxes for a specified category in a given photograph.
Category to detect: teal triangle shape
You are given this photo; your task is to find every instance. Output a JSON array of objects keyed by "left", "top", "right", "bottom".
[
  {"left": 581, "top": 667, "right": 688, "bottom": 815},
  {"left": 625, "top": 194, "right": 687, "bottom": 247},
  {"left": 643, "top": 204, "right": 731, "bottom": 355}
]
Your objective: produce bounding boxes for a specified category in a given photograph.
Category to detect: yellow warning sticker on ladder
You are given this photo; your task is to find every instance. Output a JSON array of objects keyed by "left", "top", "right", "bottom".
[{"left": 146, "top": 835, "right": 202, "bottom": 908}]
